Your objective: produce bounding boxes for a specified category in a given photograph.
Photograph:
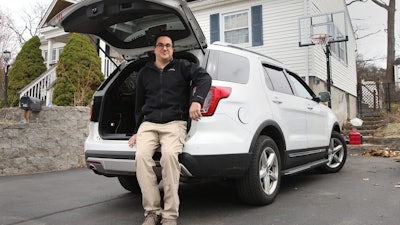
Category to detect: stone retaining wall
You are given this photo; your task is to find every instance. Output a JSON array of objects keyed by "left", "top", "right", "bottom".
[{"left": 0, "top": 106, "right": 90, "bottom": 176}]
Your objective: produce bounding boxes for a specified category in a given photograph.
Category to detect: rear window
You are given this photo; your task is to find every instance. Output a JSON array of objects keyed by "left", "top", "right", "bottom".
[{"left": 205, "top": 50, "right": 249, "bottom": 84}]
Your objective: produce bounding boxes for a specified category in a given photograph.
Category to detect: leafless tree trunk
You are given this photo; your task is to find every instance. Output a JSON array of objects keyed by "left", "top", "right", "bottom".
[{"left": 371, "top": 0, "right": 396, "bottom": 83}]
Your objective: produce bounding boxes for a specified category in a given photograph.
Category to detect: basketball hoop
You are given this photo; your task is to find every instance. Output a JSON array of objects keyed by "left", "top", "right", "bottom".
[{"left": 310, "top": 34, "right": 330, "bottom": 46}]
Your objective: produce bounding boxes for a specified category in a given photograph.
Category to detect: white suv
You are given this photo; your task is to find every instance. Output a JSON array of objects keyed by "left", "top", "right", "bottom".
[{"left": 52, "top": 0, "right": 347, "bottom": 205}]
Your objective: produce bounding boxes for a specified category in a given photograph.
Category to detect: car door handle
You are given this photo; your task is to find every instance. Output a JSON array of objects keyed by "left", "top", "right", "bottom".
[
  {"left": 273, "top": 99, "right": 282, "bottom": 104},
  {"left": 307, "top": 106, "right": 314, "bottom": 110}
]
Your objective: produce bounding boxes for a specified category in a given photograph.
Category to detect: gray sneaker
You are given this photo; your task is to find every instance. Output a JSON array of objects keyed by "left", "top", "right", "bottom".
[
  {"left": 161, "top": 218, "right": 177, "bottom": 225},
  {"left": 142, "top": 213, "right": 160, "bottom": 225}
]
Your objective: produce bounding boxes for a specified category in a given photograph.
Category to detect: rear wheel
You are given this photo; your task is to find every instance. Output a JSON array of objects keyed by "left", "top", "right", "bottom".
[
  {"left": 236, "top": 135, "right": 281, "bottom": 205},
  {"left": 117, "top": 176, "right": 141, "bottom": 194},
  {"left": 317, "top": 131, "right": 347, "bottom": 173}
]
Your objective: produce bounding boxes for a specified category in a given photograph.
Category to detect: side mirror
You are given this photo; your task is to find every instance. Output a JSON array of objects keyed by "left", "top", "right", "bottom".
[{"left": 318, "top": 92, "right": 331, "bottom": 103}]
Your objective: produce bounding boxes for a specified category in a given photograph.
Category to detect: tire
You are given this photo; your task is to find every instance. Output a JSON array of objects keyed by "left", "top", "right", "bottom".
[
  {"left": 236, "top": 135, "right": 281, "bottom": 206},
  {"left": 117, "top": 176, "right": 141, "bottom": 194},
  {"left": 317, "top": 131, "right": 347, "bottom": 173}
]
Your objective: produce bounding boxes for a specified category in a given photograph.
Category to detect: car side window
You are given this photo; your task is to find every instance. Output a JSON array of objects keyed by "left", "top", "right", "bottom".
[
  {"left": 285, "top": 71, "right": 314, "bottom": 100},
  {"left": 263, "top": 64, "right": 293, "bottom": 95},
  {"left": 262, "top": 65, "right": 274, "bottom": 90},
  {"left": 206, "top": 50, "right": 249, "bottom": 84}
]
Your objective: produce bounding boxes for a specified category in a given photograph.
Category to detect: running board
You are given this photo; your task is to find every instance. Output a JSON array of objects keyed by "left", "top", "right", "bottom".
[{"left": 282, "top": 159, "right": 329, "bottom": 176}]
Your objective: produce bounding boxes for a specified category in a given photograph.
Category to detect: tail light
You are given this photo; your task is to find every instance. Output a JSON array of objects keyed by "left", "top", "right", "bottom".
[
  {"left": 201, "top": 86, "right": 231, "bottom": 116},
  {"left": 90, "top": 97, "right": 101, "bottom": 122},
  {"left": 89, "top": 97, "right": 94, "bottom": 120}
]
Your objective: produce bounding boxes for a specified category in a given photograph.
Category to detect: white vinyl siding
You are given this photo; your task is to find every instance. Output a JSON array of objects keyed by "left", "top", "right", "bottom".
[{"left": 259, "top": 0, "right": 305, "bottom": 74}]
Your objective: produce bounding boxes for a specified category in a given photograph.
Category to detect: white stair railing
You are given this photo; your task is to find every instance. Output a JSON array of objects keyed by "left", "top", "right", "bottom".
[
  {"left": 19, "top": 65, "right": 57, "bottom": 107},
  {"left": 19, "top": 57, "right": 118, "bottom": 107}
]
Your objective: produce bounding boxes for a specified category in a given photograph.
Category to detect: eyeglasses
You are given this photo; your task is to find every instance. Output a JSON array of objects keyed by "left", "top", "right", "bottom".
[{"left": 155, "top": 43, "right": 173, "bottom": 49}]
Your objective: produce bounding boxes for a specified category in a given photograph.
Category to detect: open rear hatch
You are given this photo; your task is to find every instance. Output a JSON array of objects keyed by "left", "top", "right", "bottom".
[{"left": 49, "top": 0, "right": 207, "bottom": 59}]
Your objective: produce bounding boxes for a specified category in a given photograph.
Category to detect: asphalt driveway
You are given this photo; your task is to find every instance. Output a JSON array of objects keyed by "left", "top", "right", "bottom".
[{"left": 0, "top": 155, "right": 399, "bottom": 225}]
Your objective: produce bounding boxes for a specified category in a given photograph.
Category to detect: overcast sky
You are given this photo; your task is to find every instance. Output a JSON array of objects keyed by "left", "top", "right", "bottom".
[
  {"left": 1, "top": 0, "right": 398, "bottom": 68},
  {"left": 347, "top": 0, "right": 399, "bottom": 68}
]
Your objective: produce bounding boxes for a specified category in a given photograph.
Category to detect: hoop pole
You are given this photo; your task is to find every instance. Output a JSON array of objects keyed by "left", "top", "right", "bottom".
[{"left": 325, "top": 43, "right": 332, "bottom": 108}]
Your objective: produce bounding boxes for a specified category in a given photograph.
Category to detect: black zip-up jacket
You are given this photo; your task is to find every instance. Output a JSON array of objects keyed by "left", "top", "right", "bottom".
[{"left": 134, "top": 59, "right": 211, "bottom": 133}]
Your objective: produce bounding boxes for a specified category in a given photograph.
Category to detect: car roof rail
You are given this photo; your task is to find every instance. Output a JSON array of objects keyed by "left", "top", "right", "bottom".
[{"left": 212, "top": 41, "right": 282, "bottom": 64}]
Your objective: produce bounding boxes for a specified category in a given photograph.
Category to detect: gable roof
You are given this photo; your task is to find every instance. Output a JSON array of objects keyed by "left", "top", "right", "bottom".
[{"left": 39, "top": 0, "right": 81, "bottom": 28}]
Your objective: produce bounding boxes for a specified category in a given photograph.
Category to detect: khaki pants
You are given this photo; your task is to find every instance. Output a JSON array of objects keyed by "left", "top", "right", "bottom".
[{"left": 136, "top": 121, "right": 187, "bottom": 219}]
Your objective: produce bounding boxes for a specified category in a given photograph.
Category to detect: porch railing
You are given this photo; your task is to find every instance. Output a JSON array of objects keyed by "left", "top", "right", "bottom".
[
  {"left": 357, "top": 81, "right": 400, "bottom": 116},
  {"left": 19, "top": 65, "right": 57, "bottom": 107}
]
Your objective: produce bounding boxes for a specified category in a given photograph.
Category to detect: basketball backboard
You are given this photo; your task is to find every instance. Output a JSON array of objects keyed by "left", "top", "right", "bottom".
[{"left": 298, "top": 11, "right": 348, "bottom": 47}]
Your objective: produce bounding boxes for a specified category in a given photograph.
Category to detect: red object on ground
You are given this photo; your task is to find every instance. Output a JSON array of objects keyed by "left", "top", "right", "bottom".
[{"left": 349, "top": 131, "right": 361, "bottom": 145}]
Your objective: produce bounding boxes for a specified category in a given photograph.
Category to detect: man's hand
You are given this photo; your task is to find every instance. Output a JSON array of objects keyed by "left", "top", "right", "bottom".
[
  {"left": 189, "top": 102, "right": 203, "bottom": 121},
  {"left": 128, "top": 134, "right": 137, "bottom": 148}
]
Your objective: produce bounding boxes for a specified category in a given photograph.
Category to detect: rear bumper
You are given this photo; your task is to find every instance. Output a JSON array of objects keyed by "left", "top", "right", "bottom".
[{"left": 85, "top": 150, "right": 251, "bottom": 178}]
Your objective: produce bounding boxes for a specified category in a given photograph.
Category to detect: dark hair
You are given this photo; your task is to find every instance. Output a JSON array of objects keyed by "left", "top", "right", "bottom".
[{"left": 153, "top": 32, "right": 174, "bottom": 47}]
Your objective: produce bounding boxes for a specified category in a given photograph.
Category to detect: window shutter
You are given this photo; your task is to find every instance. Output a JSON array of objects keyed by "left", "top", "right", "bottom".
[
  {"left": 210, "top": 13, "right": 220, "bottom": 44},
  {"left": 251, "top": 5, "right": 263, "bottom": 46}
]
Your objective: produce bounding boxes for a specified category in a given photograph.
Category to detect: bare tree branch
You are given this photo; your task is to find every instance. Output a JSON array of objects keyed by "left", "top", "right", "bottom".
[
  {"left": 346, "top": 0, "right": 367, "bottom": 6},
  {"left": 0, "top": 9, "right": 19, "bottom": 55},
  {"left": 6, "top": 21, "right": 26, "bottom": 44},
  {"left": 371, "top": 0, "right": 389, "bottom": 9},
  {"left": 2, "top": 1, "right": 50, "bottom": 46},
  {"left": 357, "top": 30, "right": 381, "bottom": 40}
]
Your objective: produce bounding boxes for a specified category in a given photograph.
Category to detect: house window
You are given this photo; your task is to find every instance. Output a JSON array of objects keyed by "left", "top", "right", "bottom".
[
  {"left": 52, "top": 49, "right": 57, "bottom": 63},
  {"left": 329, "top": 27, "right": 348, "bottom": 65},
  {"left": 339, "top": 41, "right": 348, "bottom": 64},
  {"left": 222, "top": 11, "right": 250, "bottom": 45},
  {"left": 43, "top": 50, "right": 48, "bottom": 64},
  {"left": 210, "top": 5, "right": 263, "bottom": 46},
  {"left": 58, "top": 48, "right": 63, "bottom": 58},
  {"left": 330, "top": 41, "right": 348, "bottom": 65}
]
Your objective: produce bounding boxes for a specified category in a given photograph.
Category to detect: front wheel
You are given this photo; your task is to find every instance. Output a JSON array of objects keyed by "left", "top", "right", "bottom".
[
  {"left": 317, "top": 131, "right": 347, "bottom": 173},
  {"left": 236, "top": 135, "right": 281, "bottom": 205}
]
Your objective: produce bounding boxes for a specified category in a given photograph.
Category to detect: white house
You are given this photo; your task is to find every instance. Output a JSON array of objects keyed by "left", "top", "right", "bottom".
[{"left": 26, "top": 0, "right": 357, "bottom": 124}]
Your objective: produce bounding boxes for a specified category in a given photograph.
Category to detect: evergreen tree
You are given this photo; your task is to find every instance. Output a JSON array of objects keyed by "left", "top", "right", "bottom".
[
  {"left": 53, "top": 33, "right": 104, "bottom": 106},
  {"left": 7, "top": 36, "right": 46, "bottom": 106}
]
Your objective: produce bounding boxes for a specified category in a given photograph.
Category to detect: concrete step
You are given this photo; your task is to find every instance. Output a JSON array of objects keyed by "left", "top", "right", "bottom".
[
  {"left": 343, "top": 118, "right": 385, "bottom": 131},
  {"left": 346, "top": 135, "right": 400, "bottom": 158},
  {"left": 343, "top": 129, "right": 378, "bottom": 136},
  {"left": 362, "top": 119, "right": 385, "bottom": 126},
  {"left": 347, "top": 144, "right": 387, "bottom": 156},
  {"left": 359, "top": 110, "right": 382, "bottom": 117},
  {"left": 361, "top": 136, "right": 400, "bottom": 149}
]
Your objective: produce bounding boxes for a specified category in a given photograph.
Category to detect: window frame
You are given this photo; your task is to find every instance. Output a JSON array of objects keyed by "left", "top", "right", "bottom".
[
  {"left": 221, "top": 9, "right": 252, "bottom": 47},
  {"left": 329, "top": 28, "right": 348, "bottom": 65}
]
